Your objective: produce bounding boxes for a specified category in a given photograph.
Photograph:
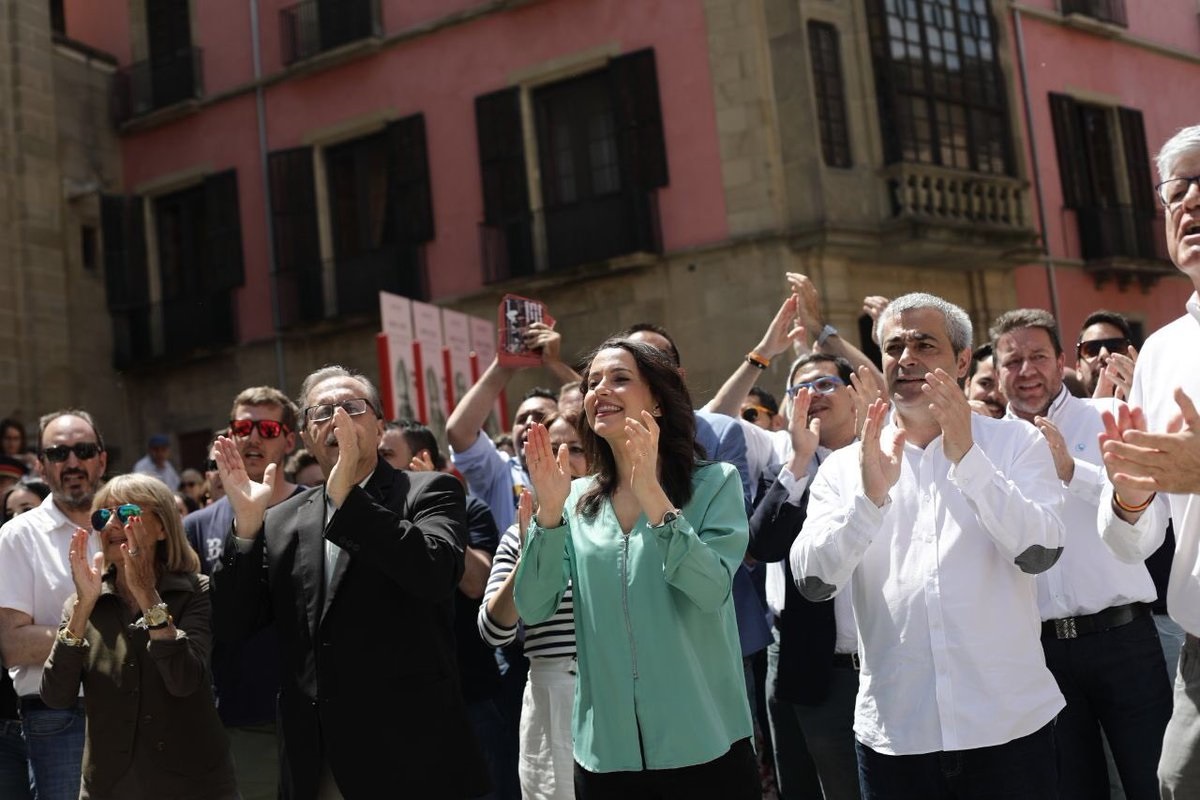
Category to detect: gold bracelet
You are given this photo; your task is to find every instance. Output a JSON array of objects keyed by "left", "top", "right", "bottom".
[
  {"left": 1114, "top": 491, "right": 1155, "bottom": 514},
  {"left": 746, "top": 351, "right": 770, "bottom": 370},
  {"left": 56, "top": 627, "right": 87, "bottom": 648}
]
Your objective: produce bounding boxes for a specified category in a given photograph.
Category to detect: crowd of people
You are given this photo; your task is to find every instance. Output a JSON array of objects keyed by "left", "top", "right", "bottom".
[{"left": 0, "top": 125, "right": 1197, "bottom": 800}]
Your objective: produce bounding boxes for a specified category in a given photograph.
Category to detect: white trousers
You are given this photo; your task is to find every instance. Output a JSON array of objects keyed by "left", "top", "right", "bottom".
[{"left": 519, "top": 655, "right": 577, "bottom": 800}]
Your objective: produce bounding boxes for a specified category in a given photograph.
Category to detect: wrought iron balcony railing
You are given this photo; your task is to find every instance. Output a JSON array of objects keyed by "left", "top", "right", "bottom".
[
  {"left": 280, "top": 0, "right": 380, "bottom": 67},
  {"left": 112, "top": 47, "right": 203, "bottom": 124}
]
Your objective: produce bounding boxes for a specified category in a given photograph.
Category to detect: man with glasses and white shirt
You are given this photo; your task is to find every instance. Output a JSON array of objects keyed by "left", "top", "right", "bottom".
[
  {"left": 0, "top": 410, "right": 107, "bottom": 800},
  {"left": 792, "top": 293, "right": 1065, "bottom": 799},
  {"left": 1093, "top": 125, "right": 1200, "bottom": 798},
  {"left": 212, "top": 366, "right": 488, "bottom": 800}
]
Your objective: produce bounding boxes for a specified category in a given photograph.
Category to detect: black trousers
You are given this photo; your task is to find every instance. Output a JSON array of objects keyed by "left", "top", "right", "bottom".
[{"left": 573, "top": 738, "right": 759, "bottom": 800}]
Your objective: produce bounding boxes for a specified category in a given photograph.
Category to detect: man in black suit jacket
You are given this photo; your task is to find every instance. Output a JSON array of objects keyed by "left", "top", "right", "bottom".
[{"left": 212, "top": 365, "right": 489, "bottom": 800}]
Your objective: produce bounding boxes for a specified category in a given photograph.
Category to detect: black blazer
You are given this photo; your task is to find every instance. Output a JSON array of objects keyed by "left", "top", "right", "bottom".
[
  {"left": 748, "top": 472, "right": 838, "bottom": 706},
  {"left": 212, "top": 458, "right": 490, "bottom": 800}
]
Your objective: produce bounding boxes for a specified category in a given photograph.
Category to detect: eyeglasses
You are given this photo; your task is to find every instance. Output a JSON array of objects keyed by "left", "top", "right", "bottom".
[
  {"left": 740, "top": 404, "right": 774, "bottom": 423},
  {"left": 229, "top": 419, "right": 290, "bottom": 439},
  {"left": 204, "top": 459, "right": 218, "bottom": 472},
  {"left": 41, "top": 442, "right": 102, "bottom": 463},
  {"left": 786, "top": 375, "right": 845, "bottom": 398},
  {"left": 91, "top": 503, "right": 141, "bottom": 532},
  {"left": 303, "top": 397, "right": 375, "bottom": 425},
  {"left": 1077, "top": 337, "right": 1130, "bottom": 359},
  {"left": 1155, "top": 175, "right": 1200, "bottom": 208}
]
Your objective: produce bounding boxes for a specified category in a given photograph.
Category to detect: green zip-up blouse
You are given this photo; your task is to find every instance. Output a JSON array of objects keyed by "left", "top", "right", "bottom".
[{"left": 514, "top": 461, "right": 752, "bottom": 773}]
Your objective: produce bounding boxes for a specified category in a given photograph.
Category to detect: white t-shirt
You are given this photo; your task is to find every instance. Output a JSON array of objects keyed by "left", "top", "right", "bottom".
[{"left": 0, "top": 494, "right": 99, "bottom": 696}]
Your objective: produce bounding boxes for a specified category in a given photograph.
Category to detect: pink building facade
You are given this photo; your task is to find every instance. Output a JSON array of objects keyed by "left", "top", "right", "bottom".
[{"left": 1006, "top": 0, "right": 1200, "bottom": 358}]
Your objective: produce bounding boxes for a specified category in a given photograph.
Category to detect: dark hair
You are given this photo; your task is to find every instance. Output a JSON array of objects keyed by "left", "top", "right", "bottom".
[
  {"left": 1079, "top": 310, "right": 1133, "bottom": 343},
  {"left": 989, "top": 308, "right": 1063, "bottom": 357},
  {"left": 967, "top": 344, "right": 993, "bottom": 381},
  {"left": 0, "top": 419, "right": 26, "bottom": 451},
  {"left": 2, "top": 477, "right": 50, "bottom": 523},
  {"left": 522, "top": 387, "right": 557, "bottom": 403},
  {"left": 747, "top": 387, "right": 779, "bottom": 416},
  {"left": 787, "top": 353, "right": 853, "bottom": 388},
  {"left": 174, "top": 491, "right": 200, "bottom": 514},
  {"left": 394, "top": 420, "right": 446, "bottom": 470},
  {"left": 619, "top": 323, "right": 681, "bottom": 367},
  {"left": 284, "top": 448, "right": 320, "bottom": 481},
  {"left": 576, "top": 338, "right": 701, "bottom": 519}
]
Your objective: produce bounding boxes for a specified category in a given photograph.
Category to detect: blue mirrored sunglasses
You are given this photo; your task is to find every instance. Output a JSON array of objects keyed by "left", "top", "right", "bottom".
[
  {"left": 785, "top": 375, "right": 845, "bottom": 398},
  {"left": 91, "top": 503, "right": 141, "bottom": 532}
]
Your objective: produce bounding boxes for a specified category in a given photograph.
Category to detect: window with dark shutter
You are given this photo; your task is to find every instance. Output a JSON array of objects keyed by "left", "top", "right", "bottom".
[
  {"left": 608, "top": 49, "right": 669, "bottom": 191},
  {"left": 325, "top": 117, "right": 431, "bottom": 316},
  {"left": 1048, "top": 96, "right": 1162, "bottom": 262},
  {"left": 101, "top": 194, "right": 152, "bottom": 367},
  {"left": 865, "top": 0, "right": 1012, "bottom": 175},
  {"left": 268, "top": 147, "right": 323, "bottom": 325},
  {"left": 809, "top": 22, "right": 852, "bottom": 169},
  {"left": 476, "top": 87, "right": 533, "bottom": 282}
]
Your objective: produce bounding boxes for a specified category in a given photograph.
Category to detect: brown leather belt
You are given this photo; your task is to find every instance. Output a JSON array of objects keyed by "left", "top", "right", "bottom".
[{"left": 1041, "top": 602, "right": 1150, "bottom": 641}]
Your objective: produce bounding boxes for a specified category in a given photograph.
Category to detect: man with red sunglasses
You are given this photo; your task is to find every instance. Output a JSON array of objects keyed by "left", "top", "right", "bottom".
[{"left": 183, "top": 386, "right": 299, "bottom": 800}]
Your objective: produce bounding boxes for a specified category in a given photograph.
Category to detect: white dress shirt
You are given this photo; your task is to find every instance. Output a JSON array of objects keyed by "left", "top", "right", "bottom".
[
  {"left": 1007, "top": 387, "right": 1157, "bottom": 619},
  {"left": 791, "top": 413, "right": 1066, "bottom": 755},
  {"left": 766, "top": 451, "right": 858, "bottom": 654},
  {"left": 1098, "top": 293, "right": 1200, "bottom": 637}
]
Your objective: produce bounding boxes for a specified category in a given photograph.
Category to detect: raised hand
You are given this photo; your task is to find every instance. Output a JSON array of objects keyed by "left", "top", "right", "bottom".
[
  {"left": 1034, "top": 416, "right": 1074, "bottom": 483},
  {"left": 121, "top": 515, "right": 161, "bottom": 603},
  {"left": 848, "top": 364, "right": 885, "bottom": 438},
  {"left": 785, "top": 273, "right": 824, "bottom": 331},
  {"left": 67, "top": 527, "right": 102, "bottom": 606},
  {"left": 214, "top": 435, "right": 274, "bottom": 538},
  {"left": 324, "top": 406, "right": 362, "bottom": 506},
  {"left": 1103, "top": 388, "right": 1200, "bottom": 496},
  {"left": 1094, "top": 348, "right": 1137, "bottom": 400},
  {"left": 923, "top": 368, "right": 973, "bottom": 463},
  {"left": 625, "top": 410, "right": 667, "bottom": 514},
  {"left": 409, "top": 451, "right": 436, "bottom": 472},
  {"left": 861, "top": 399, "right": 905, "bottom": 507},
  {"left": 787, "top": 387, "right": 821, "bottom": 471},
  {"left": 862, "top": 296, "right": 891, "bottom": 344},
  {"left": 754, "top": 294, "right": 807, "bottom": 359},
  {"left": 523, "top": 322, "right": 563, "bottom": 366},
  {"left": 523, "top": 422, "right": 571, "bottom": 527}
]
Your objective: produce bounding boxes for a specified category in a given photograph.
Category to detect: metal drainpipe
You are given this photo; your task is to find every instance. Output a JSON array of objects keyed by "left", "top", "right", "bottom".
[
  {"left": 1012, "top": 5, "right": 1061, "bottom": 321},
  {"left": 250, "top": 0, "right": 288, "bottom": 390}
]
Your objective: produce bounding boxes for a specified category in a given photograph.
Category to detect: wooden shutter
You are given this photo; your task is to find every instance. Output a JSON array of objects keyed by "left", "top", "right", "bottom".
[
  {"left": 100, "top": 194, "right": 148, "bottom": 311},
  {"left": 267, "top": 147, "right": 323, "bottom": 323},
  {"left": 388, "top": 114, "right": 434, "bottom": 244},
  {"left": 609, "top": 49, "right": 669, "bottom": 190},
  {"left": 203, "top": 170, "right": 244, "bottom": 292},
  {"left": 1118, "top": 107, "right": 1155, "bottom": 215},
  {"left": 475, "top": 88, "right": 529, "bottom": 224},
  {"left": 1049, "top": 93, "right": 1085, "bottom": 209}
]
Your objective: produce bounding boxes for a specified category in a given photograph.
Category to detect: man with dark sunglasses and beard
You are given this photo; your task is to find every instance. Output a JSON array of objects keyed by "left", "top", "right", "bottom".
[
  {"left": 0, "top": 409, "right": 107, "bottom": 800},
  {"left": 184, "top": 386, "right": 301, "bottom": 800}
]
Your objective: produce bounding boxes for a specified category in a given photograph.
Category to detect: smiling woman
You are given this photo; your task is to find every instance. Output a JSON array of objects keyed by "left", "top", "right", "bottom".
[{"left": 39, "top": 473, "right": 238, "bottom": 799}]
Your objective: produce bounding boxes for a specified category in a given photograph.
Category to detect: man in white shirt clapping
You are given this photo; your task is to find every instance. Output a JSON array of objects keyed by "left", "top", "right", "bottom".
[{"left": 791, "top": 292, "right": 1066, "bottom": 799}]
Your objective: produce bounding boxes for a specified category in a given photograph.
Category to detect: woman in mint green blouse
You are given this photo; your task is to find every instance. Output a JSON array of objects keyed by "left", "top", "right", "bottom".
[{"left": 514, "top": 337, "right": 757, "bottom": 799}]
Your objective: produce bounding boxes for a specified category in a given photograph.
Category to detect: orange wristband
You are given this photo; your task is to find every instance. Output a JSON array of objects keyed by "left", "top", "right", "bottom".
[{"left": 1113, "top": 491, "right": 1155, "bottom": 514}]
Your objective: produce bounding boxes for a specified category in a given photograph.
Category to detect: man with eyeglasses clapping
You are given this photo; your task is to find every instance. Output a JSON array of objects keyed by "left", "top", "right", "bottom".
[
  {"left": 0, "top": 409, "right": 108, "bottom": 800},
  {"left": 212, "top": 366, "right": 489, "bottom": 800}
]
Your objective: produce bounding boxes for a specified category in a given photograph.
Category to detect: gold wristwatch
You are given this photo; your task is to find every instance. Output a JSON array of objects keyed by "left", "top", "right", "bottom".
[{"left": 136, "top": 602, "right": 171, "bottom": 630}]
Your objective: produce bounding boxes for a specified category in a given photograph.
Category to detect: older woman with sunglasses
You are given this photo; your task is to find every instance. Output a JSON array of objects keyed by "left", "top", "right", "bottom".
[{"left": 40, "top": 474, "right": 238, "bottom": 800}]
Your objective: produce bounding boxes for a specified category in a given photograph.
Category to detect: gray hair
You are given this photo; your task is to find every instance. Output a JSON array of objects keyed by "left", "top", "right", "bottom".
[
  {"left": 38, "top": 409, "right": 105, "bottom": 451},
  {"left": 298, "top": 365, "right": 383, "bottom": 422},
  {"left": 875, "top": 292, "right": 973, "bottom": 354},
  {"left": 1155, "top": 125, "right": 1200, "bottom": 182}
]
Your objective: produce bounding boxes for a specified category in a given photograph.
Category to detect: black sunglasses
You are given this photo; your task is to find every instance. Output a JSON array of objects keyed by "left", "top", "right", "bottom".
[
  {"left": 91, "top": 503, "right": 141, "bottom": 532},
  {"left": 741, "top": 405, "right": 772, "bottom": 423},
  {"left": 204, "top": 459, "right": 218, "bottom": 472},
  {"left": 41, "top": 442, "right": 102, "bottom": 463},
  {"left": 229, "top": 419, "right": 290, "bottom": 439},
  {"left": 1077, "top": 337, "right": 1130, "bottom": 359}
]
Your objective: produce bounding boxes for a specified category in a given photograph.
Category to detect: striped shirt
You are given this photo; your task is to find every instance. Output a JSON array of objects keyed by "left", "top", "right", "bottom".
[{"left": 478, "top": 523, "right": 576, "bottom": 658}]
